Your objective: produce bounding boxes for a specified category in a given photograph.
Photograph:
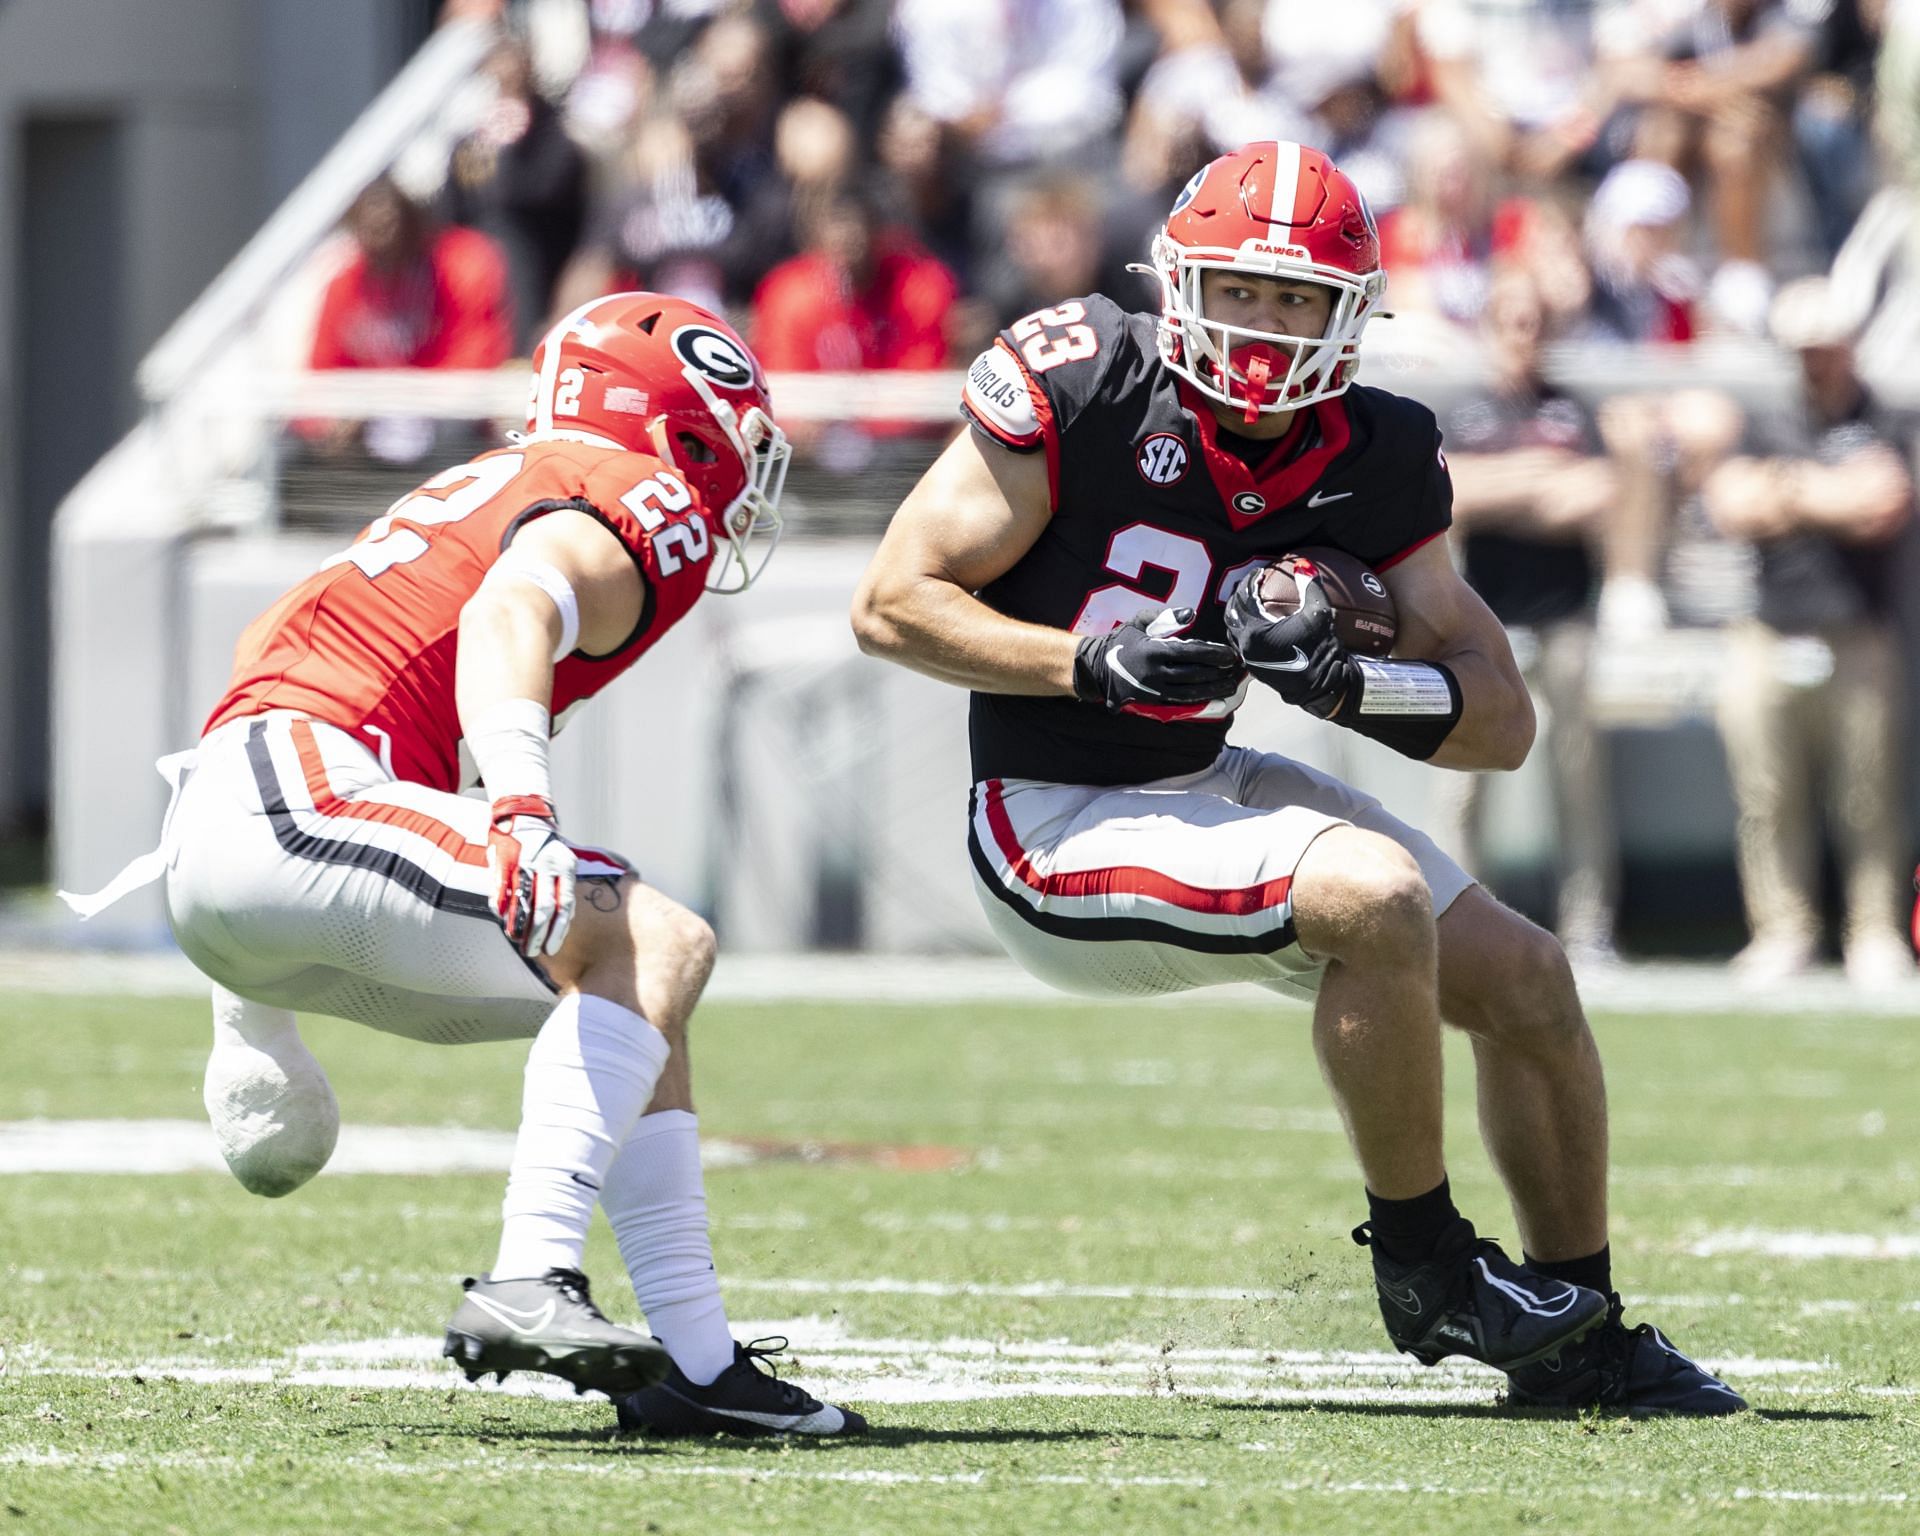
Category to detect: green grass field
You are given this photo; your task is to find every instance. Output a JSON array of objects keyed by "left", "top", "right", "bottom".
[{"left": 2, "top": 985, "right": 1918, "bottom": 1534}]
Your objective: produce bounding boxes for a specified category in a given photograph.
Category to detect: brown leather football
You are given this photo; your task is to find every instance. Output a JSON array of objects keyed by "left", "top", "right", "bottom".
[{"left": 1249, "top": 547, "right": 1397, "bottom": 657}]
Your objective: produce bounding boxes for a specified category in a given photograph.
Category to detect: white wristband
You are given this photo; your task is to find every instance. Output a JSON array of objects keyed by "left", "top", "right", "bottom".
[
  {"left": 1355, "top": 659, "right": 1457, "bottom": 716},
  {"left": 464, "top": 698, "right": 554, "bottom": 805}
]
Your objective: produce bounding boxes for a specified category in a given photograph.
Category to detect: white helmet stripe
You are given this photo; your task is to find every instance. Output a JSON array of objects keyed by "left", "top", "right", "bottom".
[
  {"left": 1266, "top": 140, "right": 1302, "bottom": 245},
  {"left": 532, "top": 295, "right": 627, "bottom": 433}
]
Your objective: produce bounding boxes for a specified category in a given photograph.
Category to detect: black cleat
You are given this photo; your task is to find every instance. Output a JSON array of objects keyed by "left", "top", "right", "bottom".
[
  {"left": 1506, "top": 1294, "right": 1747, "bottom": 1416},
  {"left": 443, "top": 1268, "right": 670, "bottom": 1397},
  {"left": 1354, "top": 1218, "right": 1609, "bottom": 1370},
  {"left": 615, "top": 1337, "right": 869, "bottom": 1438}
]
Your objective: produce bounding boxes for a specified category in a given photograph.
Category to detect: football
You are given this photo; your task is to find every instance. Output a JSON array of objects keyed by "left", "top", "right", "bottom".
[{"left": 1246, "top": 547, "right": 1397, "bottom": 656}]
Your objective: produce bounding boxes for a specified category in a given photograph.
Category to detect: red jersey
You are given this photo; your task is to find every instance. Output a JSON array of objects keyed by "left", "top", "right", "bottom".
[
  {"left": 750, "top": 233, "right": 957, "bottom": 373},
  {"left": 206, "top": 439, "right": 716, "bottom": 789}
]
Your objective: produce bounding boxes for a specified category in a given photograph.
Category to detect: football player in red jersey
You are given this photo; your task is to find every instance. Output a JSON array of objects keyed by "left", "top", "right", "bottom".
[
  {"left": 854, "top": 142, "right": 1741, "bottom": 1414},
  {"left": 69, "top": 293, "right": 863, "bottom": 1437}
]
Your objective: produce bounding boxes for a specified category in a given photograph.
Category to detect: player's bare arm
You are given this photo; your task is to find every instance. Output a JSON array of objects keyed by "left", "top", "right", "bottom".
[
  {"left": 454, "top": 508, "right": 646, "bottom": 721},
  {"left": 851, "top": 428, "right": 1077, "bottom": 694},
  {"left": 454, "top": 506, "right": 648, "bottom": 961},
  {"left": 854, "top": 429, "right": 1244, "bottom": 715},
  {"left": 1378, "top": 534, "right": 1536, "bottom": 772}
]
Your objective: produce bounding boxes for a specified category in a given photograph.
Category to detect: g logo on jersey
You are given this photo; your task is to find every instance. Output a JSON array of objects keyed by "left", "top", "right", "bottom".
[
  {"left": 1136, "top": 433, "right": 1189, "bottom": 486},
  {"left": 1232, "top": 491, "right": 1267, "bottom": 516},
  {"left": 671, "top": 324, "right": 756, "bottom": 390}
]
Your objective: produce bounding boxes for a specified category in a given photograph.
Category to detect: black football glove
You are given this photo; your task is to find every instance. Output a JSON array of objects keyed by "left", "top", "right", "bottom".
[
  {"left": 1073, "top": 608, "right": 1246, "bottom": 719},
  {"left": 1223, "top": 571, "right": 1361, "bottom": 720}
]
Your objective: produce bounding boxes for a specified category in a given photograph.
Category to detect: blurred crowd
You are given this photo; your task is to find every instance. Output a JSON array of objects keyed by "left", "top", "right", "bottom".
[
  {"left": 302, "top": 0, "right": 1920, "bottom": 982},
  {"left": 311, "top": 0, "right": 1905, "bottom": 386}
]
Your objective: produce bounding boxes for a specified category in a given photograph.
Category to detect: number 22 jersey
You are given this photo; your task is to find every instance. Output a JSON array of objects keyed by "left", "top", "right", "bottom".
[
  {"left": 961, "top": 292, "right": 1454, "bottom": 787},
  {"left": 204, "top": 438, "right": 715, "bottom": 791}
]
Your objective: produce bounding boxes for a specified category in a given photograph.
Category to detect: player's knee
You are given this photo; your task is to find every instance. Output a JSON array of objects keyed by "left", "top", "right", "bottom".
[
  {"left": 1454, "top": 916, "right": 1581, "bottom": 1045},
  {"left": 1295, "top": 828, "right": 1433, "bottom": 963},
  {"left": 653, "top": 903, "right": 717, "bottom": 985},
  {"left": 615, "top": 891, "right": 714, "bottom": 994}
]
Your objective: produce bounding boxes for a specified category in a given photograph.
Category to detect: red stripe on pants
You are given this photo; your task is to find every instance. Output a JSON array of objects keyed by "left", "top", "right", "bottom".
[
  {"left": 980, "top": 779, "right": 1292, "bottom": 914},
  {"left": 290, "top": 720, "right": 489, "bottom": 868}
]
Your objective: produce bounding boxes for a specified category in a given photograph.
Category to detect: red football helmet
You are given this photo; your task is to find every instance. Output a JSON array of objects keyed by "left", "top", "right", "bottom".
[
  {"left": 525, "top": 292, "right": 790, "bottom": 592},
  {"left": 1137, "top": 141, "right": 1387, "bottom": 418}
]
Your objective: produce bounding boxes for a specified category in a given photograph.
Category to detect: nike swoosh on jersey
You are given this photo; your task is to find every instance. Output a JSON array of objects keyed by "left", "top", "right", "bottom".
[
  {"left": 1244, "top": 648, "right": 1311, "bottom": 673},
  {"left": 1307, "top": 489, "right": 1353, "bottom": 507},
  {"left": 465, "top": 1293, "right": 560, "bottom": 1334}
]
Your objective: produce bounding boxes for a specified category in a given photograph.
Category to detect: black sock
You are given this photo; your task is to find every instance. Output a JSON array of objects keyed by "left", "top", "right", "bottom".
[
  {"left": 1365, "top": 1177, "right": 1461, "bottom": 1264},
  {"left": 1524, "top": 1245, "right": 1612, "bottom": 1299}
]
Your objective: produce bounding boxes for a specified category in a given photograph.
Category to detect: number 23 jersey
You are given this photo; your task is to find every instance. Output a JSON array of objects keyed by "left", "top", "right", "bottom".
[
  {"left": 204, "top": 438, "right": 715, "bottom": 791},
  {"left": 961, "top": 292, "right": 1453, "bottom": 787}
]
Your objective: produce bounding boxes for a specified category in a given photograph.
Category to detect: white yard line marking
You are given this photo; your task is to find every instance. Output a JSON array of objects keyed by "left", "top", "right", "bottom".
[
  {"left": 721, "top": 1276, "right": 1291, "bottom": 1302},
  {"left": 1688, "top": 1230, "right": 1920, "bottom": 1260},
  {"left": 0, "top": 1120, "right": 804, "bottom": 1177},
  {"left": 13, "top": 948, "right": 1920, "bottom": 1015},
  {"left": 1, "top": 1448, "right": 1913, "bottom": 1505},
  {"left": 20, "top": 1328, "right": 1839, "bottom": 1410}
]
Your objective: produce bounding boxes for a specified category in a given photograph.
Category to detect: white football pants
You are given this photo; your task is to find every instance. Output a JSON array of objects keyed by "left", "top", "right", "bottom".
[
  {"left": 970, "top": 744, "right": 1475, "bottom": 1000},
  {"left": 164, "top": 713, "right": 623, "bottom": 1043}
]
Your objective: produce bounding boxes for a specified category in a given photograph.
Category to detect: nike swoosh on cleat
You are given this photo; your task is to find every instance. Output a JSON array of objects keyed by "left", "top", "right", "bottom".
[
  {"left": 1245, "top": 648, "right": 1311, "bottom": 674},
  {"left": 1377, "top": 1278, "right": 1425, "bottom": 1315},
  {"left": 686, "top": 1401, "right": 847, "bottom": 1433},
  {"left": 464, "top": 1294, "right": 559, "bottom": 1333}
]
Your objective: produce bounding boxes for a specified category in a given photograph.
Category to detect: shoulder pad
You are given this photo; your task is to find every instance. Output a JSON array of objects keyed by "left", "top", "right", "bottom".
[
  {"left": 962, "top": 342, "right": 1045, "bottom": 450},
  {"left": 1350, "top": 388, "right": 1443, "bottom": 476}
]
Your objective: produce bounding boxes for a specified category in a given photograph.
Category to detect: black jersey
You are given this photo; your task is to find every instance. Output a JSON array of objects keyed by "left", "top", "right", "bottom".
[{"left": 960, "top": 293, "right": 1453, "bottom": 786}]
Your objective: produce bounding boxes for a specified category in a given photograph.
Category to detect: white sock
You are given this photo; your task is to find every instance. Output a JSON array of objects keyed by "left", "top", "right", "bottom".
[
  {"left": 602, "top": 1109, "right": 735, "bottom": 1385},
  {"left": 492, "top": 993, "right": 670, "bottom": 1281}
]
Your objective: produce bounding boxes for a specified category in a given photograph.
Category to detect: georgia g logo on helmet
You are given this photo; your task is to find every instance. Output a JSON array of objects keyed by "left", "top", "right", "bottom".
[{"left": 671, "top": 324, "right": 758, "bottom": 392}]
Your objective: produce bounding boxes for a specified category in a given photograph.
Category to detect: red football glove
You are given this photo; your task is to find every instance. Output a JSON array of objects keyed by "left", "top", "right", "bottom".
[{"left": 487, "top": 795, "right": 575, "bottom": 959}]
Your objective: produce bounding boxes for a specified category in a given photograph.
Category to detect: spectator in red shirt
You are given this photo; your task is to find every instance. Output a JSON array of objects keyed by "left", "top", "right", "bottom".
[
  {"left": 307, "top": 176, "right": 513, "bottom": 461},
  {"left": 312, "top": 176, "right": 513, "bottom": 371},
  {"left": 750, "top": 189, "right": 957, "bottom": 375}
]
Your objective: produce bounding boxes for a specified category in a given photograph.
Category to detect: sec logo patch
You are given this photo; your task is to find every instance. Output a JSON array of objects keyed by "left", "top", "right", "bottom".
[
  {"left": 1232, "top": 491, "right": 1267, "bottom": 516},
  {"left": 1136, "top": 433, "right": 1189, "bottom": 485}
]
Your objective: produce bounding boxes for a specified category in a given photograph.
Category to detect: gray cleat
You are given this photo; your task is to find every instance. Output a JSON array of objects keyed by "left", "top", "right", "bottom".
[{"left": 442, "top": 1268, "right": 670, "bottom": 1396}]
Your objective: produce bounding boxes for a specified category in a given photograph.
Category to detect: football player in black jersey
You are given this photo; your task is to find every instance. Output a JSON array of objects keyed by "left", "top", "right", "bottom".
[{"left": 853, "top": 141, "right": 1740, "bottom": 1415}]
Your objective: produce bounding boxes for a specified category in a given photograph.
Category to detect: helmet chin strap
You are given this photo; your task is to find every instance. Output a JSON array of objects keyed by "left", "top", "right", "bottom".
[{"left": 646, "top": 417, "right": 680, "bottom": 468}]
